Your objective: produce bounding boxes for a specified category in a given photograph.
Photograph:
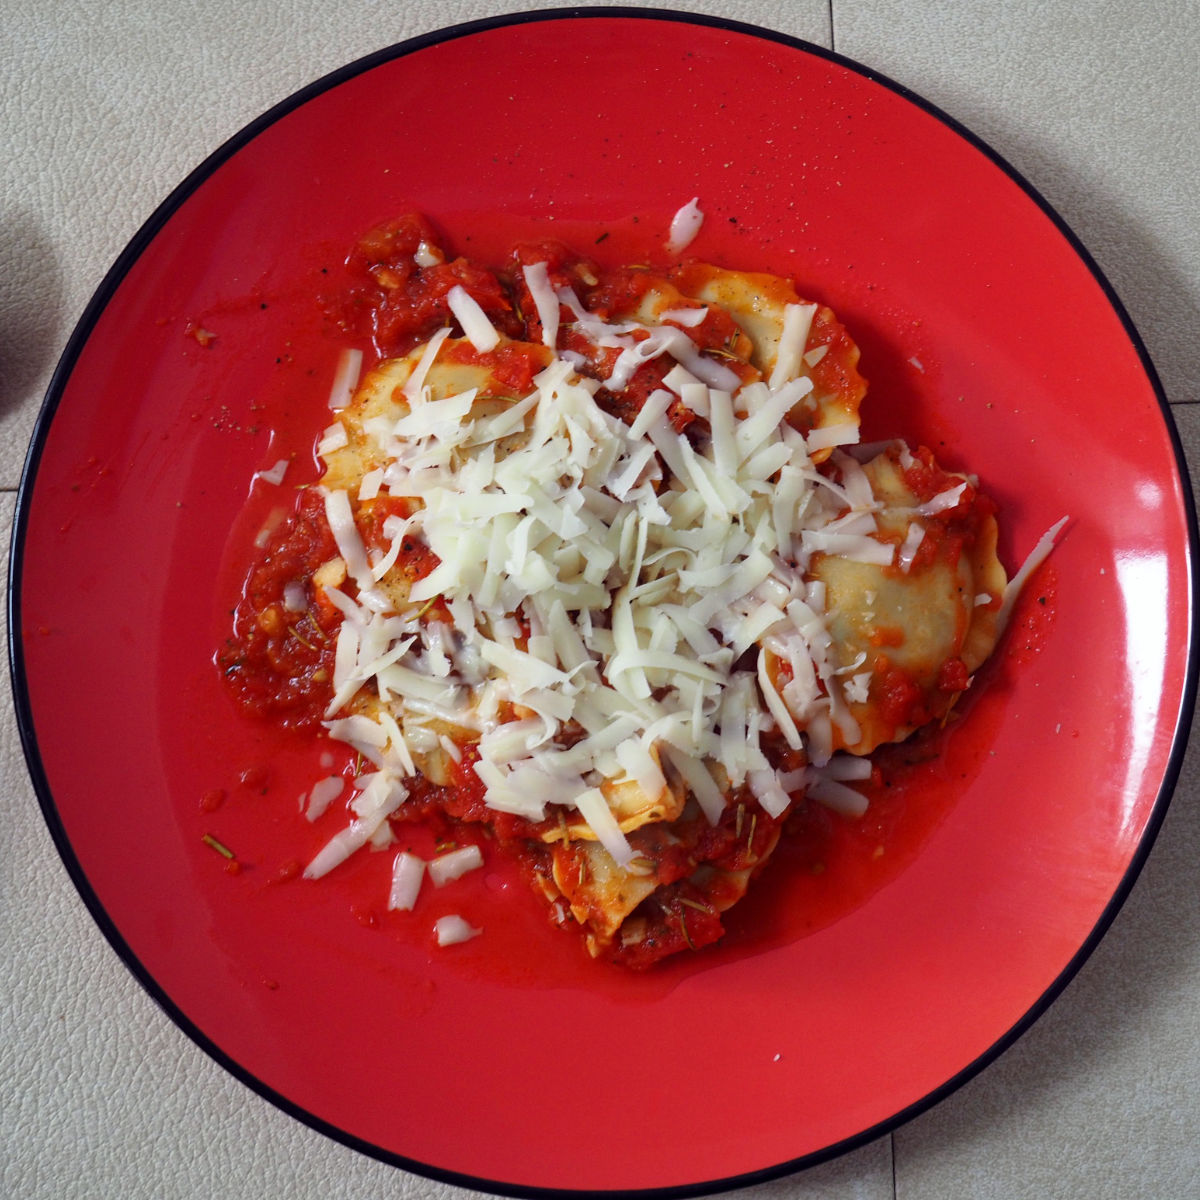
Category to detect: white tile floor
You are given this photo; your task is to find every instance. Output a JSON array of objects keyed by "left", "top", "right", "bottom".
[{"left": 3, "top": 3, "right": 1197, "bottom": 1197}]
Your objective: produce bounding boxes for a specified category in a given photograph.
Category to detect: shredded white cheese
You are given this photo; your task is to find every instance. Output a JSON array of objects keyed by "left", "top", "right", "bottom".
[
  {"left": 296, "top": 254, "right": 1024, "bottom": 892},
  {"left": 256, "top": 458, "right": 290, "bottom": 486},
  {"left": 666, "top": 197, "right": 704, "bottom": 254},
  {"left": 328, "top": 348, "right": 363, "bottom": 410},
  {"left": 434, "top": 914, "right": 482, "bottom": 945},
  {"left": 997, "top": 516, "right": 1069, "bottom": 631},
  {"left": 303, "top": 773, "right": 406, "bottom": 878},
  {"left": 388, "top": 851, "right": 425, "bottom": 911},
  {"left": 428, "top": 844, "right": 485, "bottom": 887},
  {"left": 305, "top": 775, "right": 345, "bottom": 822},
  {"left": 522, "top": 261, "right": 560, "bottom": 349},
  {"left": 446, "top": 285, "right": 500, "bottom": 352}
]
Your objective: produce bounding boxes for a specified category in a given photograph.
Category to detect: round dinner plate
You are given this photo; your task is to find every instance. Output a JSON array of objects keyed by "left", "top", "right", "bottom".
[{"left": 10, "top": 8, "right": 1197, "bottom": 1196}]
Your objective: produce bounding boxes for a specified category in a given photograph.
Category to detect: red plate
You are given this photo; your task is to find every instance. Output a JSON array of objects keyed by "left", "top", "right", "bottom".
[{"left": 10, "top": 10, "right": 1196, "bottom": 1196}]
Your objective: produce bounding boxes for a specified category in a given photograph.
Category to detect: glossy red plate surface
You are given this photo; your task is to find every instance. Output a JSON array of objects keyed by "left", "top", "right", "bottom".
[{"left": 10, "top": 10, "right": 1196, "bottom": 1196}]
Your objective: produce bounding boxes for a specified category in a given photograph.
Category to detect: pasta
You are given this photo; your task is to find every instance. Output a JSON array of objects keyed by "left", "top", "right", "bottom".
[{"left": 221, "top": 213, "right": 1009, "bottom": 967}]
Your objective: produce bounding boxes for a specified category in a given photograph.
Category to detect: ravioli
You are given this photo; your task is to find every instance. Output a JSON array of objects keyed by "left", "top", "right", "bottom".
[
  {"left": 223, "top": 212, "right": 1025, "bottom": 969},
  {"left": 669, "top": 261, "right": 868, "bottom": 455},
  {"left": 763, "top": 442, "right": 1007, "bottom": 758}
]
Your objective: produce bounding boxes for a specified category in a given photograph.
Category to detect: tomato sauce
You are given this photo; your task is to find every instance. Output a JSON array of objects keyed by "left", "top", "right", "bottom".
[
  {"left": 805, "top": 303, "right": 868, "bottom": 408},
  {"left": 219, "top": 487, "right": 340, "bottom": 729},
  {"left": 441, "top": 340, "right": 546, "bottom": 395},
  {"left": 1005, "top": 571, "right": 1059, "bottom": 665},
  {"left": 875, "top": 659, "right": 930, "bottom": 730},
  {"left": 219, "top": 213, "right": 1015, "bottom": 971},
  {"left": 336, "top": 213, "right": 521, "bottom": 357},
  {"left": 355, "top": 495, "right": 440, "bottom": 582}
]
